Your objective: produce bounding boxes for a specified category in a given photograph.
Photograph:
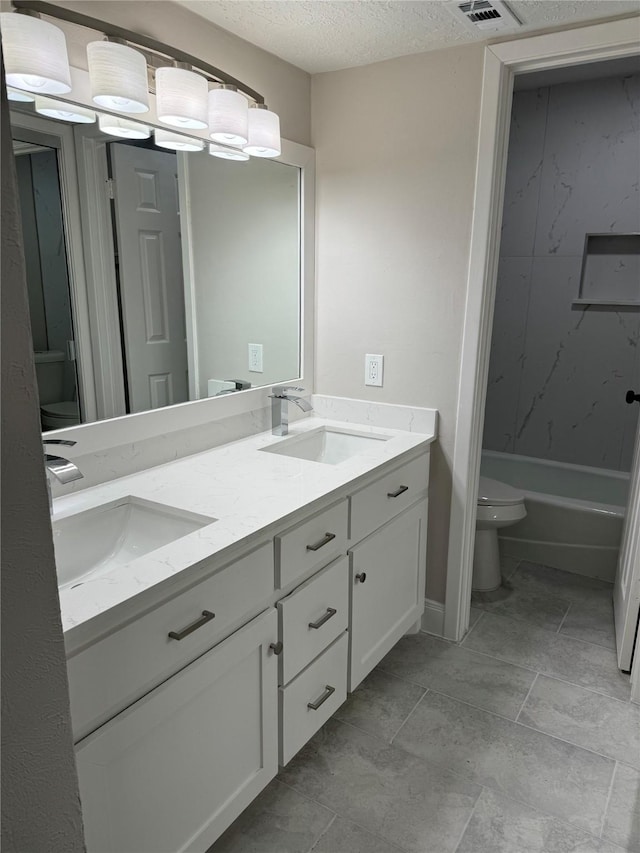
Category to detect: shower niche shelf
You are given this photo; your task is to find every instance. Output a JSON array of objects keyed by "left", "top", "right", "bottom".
[{"left": 573, "top": 233, "right": 640, "bottom": 308}]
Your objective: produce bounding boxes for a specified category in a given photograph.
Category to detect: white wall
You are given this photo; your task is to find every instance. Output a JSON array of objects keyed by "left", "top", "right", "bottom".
[
  {"left": 312, "top": 44, "right": 485, "bottom": 602},
  {"left": 56, "top": 0, "right": 311, "bottom": 147},
  {"left": 1, "top": 80, "right": 85, "bottom": 851},
  {"left": 484, "top": 74, "right": 640, "bottom": 471}
]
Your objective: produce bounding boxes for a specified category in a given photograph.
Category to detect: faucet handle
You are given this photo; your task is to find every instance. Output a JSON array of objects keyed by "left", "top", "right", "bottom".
[
  {"left": 271, "top": 385, "right": 305, "bottom": 398},
  {"left": 43, "top": 439, "right": 76, "bottom": 447}
]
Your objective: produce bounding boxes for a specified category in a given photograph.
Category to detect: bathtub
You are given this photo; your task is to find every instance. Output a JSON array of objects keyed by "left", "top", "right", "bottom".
[{"left": 480, "top": 450, "right": 629, "bottom": 582}]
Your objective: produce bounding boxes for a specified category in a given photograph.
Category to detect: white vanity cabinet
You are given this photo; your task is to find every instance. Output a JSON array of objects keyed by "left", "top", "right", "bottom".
[
  {"left": 70, "top": 445, "right": 431, "bottom": 853},
  {"left": 75, "top": 608, "right": 279, "bottom": 853},
  {"left": 349, "top": 500, "right": 428, "bottom": 690}
]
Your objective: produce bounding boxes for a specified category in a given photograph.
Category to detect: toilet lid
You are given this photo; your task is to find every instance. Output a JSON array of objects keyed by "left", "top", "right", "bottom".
[
  {"left": 41, "top": 401, "right": 80, "bottom": 419},
  {"left": 478, "top": 476, "right": 524, "bottom": 506}
]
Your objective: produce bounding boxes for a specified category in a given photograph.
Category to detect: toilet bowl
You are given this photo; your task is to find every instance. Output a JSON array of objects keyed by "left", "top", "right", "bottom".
[
  {"left": 473, "top": 476, "right": 527, "bottom": 592},
  {"left": 34, "top": 350, "right": 81, "bottom": 430}
]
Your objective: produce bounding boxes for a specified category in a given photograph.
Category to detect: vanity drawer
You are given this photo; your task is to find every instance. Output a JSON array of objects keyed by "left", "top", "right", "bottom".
[
  {"left": 279, "top": 632, "right": 348, "bottom": 766},
  {"left": 275, "top": 499, "right": 348, "bottom": 589},
  {"left": 68, "top": 542, "right": 274, "bottom": 741},
  {"left": 350, "top": 454, "right": 429, "bottom": 544},
  {"left": 278, "top": 555, "right": 349, "bottom": 685}
]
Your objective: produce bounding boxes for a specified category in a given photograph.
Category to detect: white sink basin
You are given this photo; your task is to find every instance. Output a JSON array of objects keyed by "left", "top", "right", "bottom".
[
  {"left": 261, "top": 426, "right": 390, "bottom": 465},
  {"left": 53, "top": 497, "right": 216, "bottom": 590}
]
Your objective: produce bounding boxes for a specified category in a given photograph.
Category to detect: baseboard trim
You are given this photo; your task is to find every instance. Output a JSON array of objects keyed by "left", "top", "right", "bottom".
[{"left": 420, "top": 598, "right": 445, "bottom": 637}]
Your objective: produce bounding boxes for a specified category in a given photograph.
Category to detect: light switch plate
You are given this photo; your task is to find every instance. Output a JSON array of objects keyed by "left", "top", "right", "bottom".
[
  {"left": 365, "top": 354, "right": 384, "bottom": 387},
  {"left": 248, "top": 343, "right": 263, "bottom": 373}
]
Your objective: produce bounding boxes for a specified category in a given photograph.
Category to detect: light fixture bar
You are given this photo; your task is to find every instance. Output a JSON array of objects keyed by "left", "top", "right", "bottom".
[{"left": 11, "top": 0, "right": 265, "bottom": 105}]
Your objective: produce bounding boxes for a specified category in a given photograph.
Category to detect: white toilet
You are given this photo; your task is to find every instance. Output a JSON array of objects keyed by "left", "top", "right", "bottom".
[
  {"left": 473, "top": 476, "right": 527, "bottom": 592},
  {"left": 34, "top": 350, "right": 81, "bottom": 430}
]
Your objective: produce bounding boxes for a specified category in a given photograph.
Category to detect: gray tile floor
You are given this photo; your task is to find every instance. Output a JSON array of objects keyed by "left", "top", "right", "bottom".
[{"left": 209, "top": 560, "right": 640, "bottom": 853}]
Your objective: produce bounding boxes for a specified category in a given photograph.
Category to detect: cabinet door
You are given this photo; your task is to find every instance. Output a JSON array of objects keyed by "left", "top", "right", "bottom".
[
  {"left": 349, "top": 501, "right": 427, "bottom": 691},
  {"left": 75, "top": 609, "right": 278, "bottom": 853}
]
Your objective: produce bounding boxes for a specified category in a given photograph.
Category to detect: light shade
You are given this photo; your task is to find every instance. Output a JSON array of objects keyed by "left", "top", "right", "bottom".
[
  {"left": 156, "top": 67, "right": 208, "bottom": 129},
  {"left": 208, "top": 86, "right": 248, "bottom": 146},
  {"left": 98, "top": 114, "right": 150, "bottom": 139},
  {"left": 87, "top": 41, "right": 149, "bottom": 113},
  {"left": 208, "top": 142, "right": 249, "bottom": 162},
  {"left": 7, "top": 87, "right": 35, "bottom": 102},
  {"left": 0, "top": 13, "right": 71, "bottom": 95},
  {"left": 244, "top": 104, "right": 281, "bottom": 158},
  {"left": 35, "top": 96, "right": 96, "bottom": 123},
  {"left": 154, "top": 129, "right": 204, "bottom": 151}
]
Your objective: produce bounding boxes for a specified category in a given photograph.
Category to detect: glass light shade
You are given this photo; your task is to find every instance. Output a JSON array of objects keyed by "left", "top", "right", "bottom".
[
  {"left": 7, "top": 87, "right": 35, "bottom": 102},
  {"left": 0, "top": 13, "right": 71, "bottom": 95},
  {"left": 154, "top": 129, "right": 204, "bottom": 151},
  {"left": 243, "top": 106, "right": 281, "bottom": 158},
  {"left": 208, "top": 142, "right": 249, "bottom": 162},
  {"left": 156, "top": 67, "right": 208, "bottom": 129},
  {"left": 87, "top": 41, "right": 149, "bottom": 113},
  {"left": 208, "top": 87, "right": 248, "bottom": 146},
  {"left": 98, "top": 114, "right": 150, "bottom": 139},
  {"left": 35, "top": 96, "right": 96, "bottom": 123}
]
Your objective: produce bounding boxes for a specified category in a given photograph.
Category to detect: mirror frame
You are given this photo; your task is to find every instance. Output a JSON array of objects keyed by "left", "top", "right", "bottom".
[{"left": 10, "top": 108, "right": 315, "bottom": 454}]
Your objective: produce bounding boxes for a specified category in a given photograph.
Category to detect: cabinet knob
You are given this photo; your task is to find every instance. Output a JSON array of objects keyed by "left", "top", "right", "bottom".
[
  {"left": 355, "top": 572, "right": 367, "bottom": 583},
  {"left": 269, "top": 641, "right": 283, "bottom": 655}
]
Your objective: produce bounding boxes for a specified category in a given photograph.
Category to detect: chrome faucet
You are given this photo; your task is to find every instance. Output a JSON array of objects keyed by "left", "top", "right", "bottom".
[
  {"left": 270, "top": 386, "right": 313, "bottom": 436},
  {"left": 43, "top": 439, "right": 83, "bottom": 511}
]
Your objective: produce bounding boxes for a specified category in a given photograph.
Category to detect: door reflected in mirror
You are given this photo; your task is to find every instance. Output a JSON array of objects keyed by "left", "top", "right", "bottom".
[{"left": 10, "top": 108, "right": 301, "bottom": 430}]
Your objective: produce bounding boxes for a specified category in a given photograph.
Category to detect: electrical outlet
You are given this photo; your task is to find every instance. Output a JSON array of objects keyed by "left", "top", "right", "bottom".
[
  {"left": 365, "top": 354, "right": 384, "bottom": 387},
  {"left": 248, "top": 343, "right": 263, "bottom": 373}
]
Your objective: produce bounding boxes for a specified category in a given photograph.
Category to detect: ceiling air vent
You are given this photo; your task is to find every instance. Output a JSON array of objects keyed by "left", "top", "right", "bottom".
[{"left": 453, "top": 0, "right": 522, "bottom": 32}]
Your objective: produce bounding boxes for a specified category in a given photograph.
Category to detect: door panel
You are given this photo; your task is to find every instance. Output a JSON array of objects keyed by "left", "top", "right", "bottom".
[
  {"left": 614, "top": 419, "right": 640, "bottom": 671},
  {"left": 111, "top": 144, "right": 188, "bottom": 413}
]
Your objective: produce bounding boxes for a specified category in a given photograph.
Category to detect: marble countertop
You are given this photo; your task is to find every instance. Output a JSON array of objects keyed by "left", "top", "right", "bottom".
[{"left": 55, "top": 415, "right": 436, "bottom": 650}]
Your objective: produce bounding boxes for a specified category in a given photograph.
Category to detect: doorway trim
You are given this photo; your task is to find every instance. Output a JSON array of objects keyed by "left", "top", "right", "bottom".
[{"left": 443, "top": 17, "right": 640, "bottom": 642}]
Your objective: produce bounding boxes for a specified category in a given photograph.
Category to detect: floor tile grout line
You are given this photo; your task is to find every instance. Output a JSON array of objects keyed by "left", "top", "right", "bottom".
[
  {"left": 274, "top": 777, "right": 339, "bottom": 819},
  {"left": 469, "top": 607, "right": 619, "bottom": 654},
  {"left": 405, "top": 685, "right": 629, "bottom": 770},
  {"left": 598, "top": 761, "right": 619, "bottom": 839},
  {"left": 307, "top": 812, "right": 338, "bottom": 853},
  {"left": 535, "top": 671, "right": 637, "bottom": 709},
  {"left": 460, "top": 608, "right": 485, "bottom": 643},
  {"left": 451, "top": 785, "right": 484, "bottom": 853},
  {"left": 514, "top": 671, "right": 539, "bottom": 722},
  {"left": 390, "top": 688, "right": 430, "bottom": 746},
  {"left": 556, "top": 600, "right": 572, "bottom": 634},
  {"left": 325, "top": 713, "right": 616, "bottom": 841}
]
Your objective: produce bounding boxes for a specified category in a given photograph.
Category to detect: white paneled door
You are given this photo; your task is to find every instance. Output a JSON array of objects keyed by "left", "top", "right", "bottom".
[
  {"left": 111, "top": 143, "right": 188, "bottom": 413},
  {"left": 614, "top": 417, "right": 640, "bottom": 672}
]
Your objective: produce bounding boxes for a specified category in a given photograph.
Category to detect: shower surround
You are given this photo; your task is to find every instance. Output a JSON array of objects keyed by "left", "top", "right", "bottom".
[{"left": 483, "top": 73, "right": 640, "bottom": 472}]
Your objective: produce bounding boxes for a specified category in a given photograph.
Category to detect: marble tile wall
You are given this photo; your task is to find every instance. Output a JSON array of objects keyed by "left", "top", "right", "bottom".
[{"left": 483, "top": 74, "right": 640, "bottom": 471}]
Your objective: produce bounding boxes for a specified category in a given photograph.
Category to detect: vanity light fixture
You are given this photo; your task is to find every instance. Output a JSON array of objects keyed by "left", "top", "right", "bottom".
[
  {"left": 35, "top": 96, "right": 96, "bottom": 123},
  {"left": 0, "top": 12, "right": 71, "bottom": 95},
  {"left": 156, "top": 66, "right": 208, "bottom": 130},
  {"left": 87, "top": 40, "right": 150, "bottom": 114},
  {"left": 98, "top": 114, "right": 150, "bottom": 139},
  {"left": 208, "top": 85, "right": 249, "bottom": 146},
  {"left": 244, "top": 104, "right": 281, "bottom": 158},
  {"left": 154, "top": 129, "right": 205, "bottom": 151},
  {"left": 208, "top": 142, "right": 250, "bottom": 162},
  {"left": 5, "top": 1, "right": 282, "bottom": 159}
]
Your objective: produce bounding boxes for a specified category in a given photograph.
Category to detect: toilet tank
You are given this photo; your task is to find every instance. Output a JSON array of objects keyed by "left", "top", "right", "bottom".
[{"left": 34, "top": 350, "right": 65, "bottom": 405}]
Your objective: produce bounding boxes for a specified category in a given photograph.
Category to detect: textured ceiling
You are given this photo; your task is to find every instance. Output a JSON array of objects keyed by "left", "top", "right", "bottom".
[{"left": 177, "top": 0, "right": 640, "bottom": 73}]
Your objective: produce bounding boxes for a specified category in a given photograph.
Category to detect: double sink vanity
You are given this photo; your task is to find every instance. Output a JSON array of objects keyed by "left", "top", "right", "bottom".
[{"left": 52, "top": 410, "right": 436, "bottom": 853}]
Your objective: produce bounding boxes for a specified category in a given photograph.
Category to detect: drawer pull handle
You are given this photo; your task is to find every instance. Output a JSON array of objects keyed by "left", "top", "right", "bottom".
[
  {"left": 355, "top": 572, "right": 367, "bottom": 583},
  {"left": 306, "top": 532, "right": 336, "bottom": 552},
  {"left": 308, "top": 607, "right": 337, "bottom": 630},
  {"left": 387, "top": 485, "right": 409, "bottom": 498},
  {"left": 307, "top": 684, "right": 335, "bottom": 711},
  {"left": 168, "top": 610, "right": 215, "bottom": 641},
  {"left": 270, "top": 641, "right": 283, "bottom": 655}
]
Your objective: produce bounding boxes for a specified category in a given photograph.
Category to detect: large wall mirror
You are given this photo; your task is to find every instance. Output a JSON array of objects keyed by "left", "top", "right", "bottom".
[{"left": 9, "top": 106, "right": 313, "bottom": 435}]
